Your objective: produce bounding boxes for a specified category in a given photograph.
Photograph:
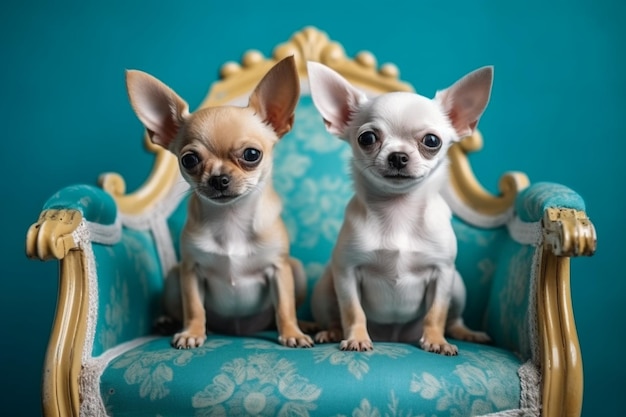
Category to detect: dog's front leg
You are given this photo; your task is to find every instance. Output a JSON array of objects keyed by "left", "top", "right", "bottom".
[
  {"left": 420, "top": 264, "right": 458, "bottom": 355},
  {"left": 334, "top": 265, "right": 373, "bottom": 351},
  {"left": 172, "top": 260, "right": 207, "bottom": 349},
  {"left": 270, "top": 258, "right": 314, "bottom": 348}
]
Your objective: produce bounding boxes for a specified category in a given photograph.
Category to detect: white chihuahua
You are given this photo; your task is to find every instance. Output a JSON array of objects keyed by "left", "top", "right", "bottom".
[
  {"left": 307, "top": 62, "right": 493, "bottom": 355},
  {"left": 126, "top": 56, "right": 313, "bottom": 349}
]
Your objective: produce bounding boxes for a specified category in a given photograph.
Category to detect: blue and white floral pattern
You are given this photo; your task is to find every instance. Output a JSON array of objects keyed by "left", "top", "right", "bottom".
[
  {"left": 334, "top": 393, "right": 424, "bottom": 417},
  {"left": 92, "top": 229, "right": 162, "bottom": 356},
  {"left": 192, "top": 353, "right": 322, "bottom": 417},
  {"left": 409, "top": 349, "right": 520, "bottom": 416},
  {"left": 99, "top": 272, "right": 130, "bottom": 350},
  {"left": 100, "top": 337, "right": 523, "bottom": 417},
  {"left": 107, "top": 339, "right": 231, "bottom": 403},
  {"left": 485, "top": 241, "right": 534, "bottom": 359},
  {"left": 274, "top": 97, "right": 353, "bottom": 263},
  {"left": 498, "top": 245, "right": 533, "bottom": 356},
  {"left": 312, "top": 344, "right": 411, "bottom": 380}
]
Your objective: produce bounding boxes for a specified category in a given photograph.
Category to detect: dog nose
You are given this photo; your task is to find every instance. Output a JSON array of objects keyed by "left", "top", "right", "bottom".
[
  {"left": 208, "top": 174, "right": 230, "bottom": 191},
  {"left": 388, "top": 152, "right": 409, "bottom": 169}
]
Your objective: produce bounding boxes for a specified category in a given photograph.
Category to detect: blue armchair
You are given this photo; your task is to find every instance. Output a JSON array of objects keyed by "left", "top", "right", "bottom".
[{"left": 26, "top": 26, "right": 596, "bottom": 417}]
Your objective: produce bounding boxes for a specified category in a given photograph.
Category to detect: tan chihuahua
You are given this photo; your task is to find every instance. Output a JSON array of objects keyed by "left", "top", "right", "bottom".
[
  {"left": 126, "top": 56, "right": 313, "bottom": 349},
  {"left": 307, "top": 61, "right": 492, "bottom": 355}
]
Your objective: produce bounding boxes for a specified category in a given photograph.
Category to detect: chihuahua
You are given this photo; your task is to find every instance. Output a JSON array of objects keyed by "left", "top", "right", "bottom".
[
  {"left": 125, "top": 56, "right": 313, "bottom": 349},
  {"left": 307, "top": 61, "right": 493, "bottom": 355}
]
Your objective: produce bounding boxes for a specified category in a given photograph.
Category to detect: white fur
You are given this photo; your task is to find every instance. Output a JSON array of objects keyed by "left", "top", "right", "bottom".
[
  {"left": 307, "top": 61, "right": 493, "bottom": 354},
  {"left": 183, "top": 189, "right": 282, "bottom": 309}
]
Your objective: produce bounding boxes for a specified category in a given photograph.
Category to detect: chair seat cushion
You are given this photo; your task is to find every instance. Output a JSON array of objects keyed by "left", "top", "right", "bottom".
[{"left": 100, "top": 333, "right": 523, "bottom": 416}]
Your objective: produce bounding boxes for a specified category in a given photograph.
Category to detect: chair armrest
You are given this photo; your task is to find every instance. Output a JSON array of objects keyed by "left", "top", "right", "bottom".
[
  {"left": 27, "top": 184, "right": 163, "bottom": 356},
  {"left": 26, "top": 184, "right": 118, "bottom": 260},
  {"left": 26, "top": 184, "right": 163, "bottom": 415},
  {"left": 515, "top": 183, "right": 596, "bottom": 416},
  {"left": 485, "top": 182, "right": 596, "bottom": 358},
  {"left": 515, "top": 182, "right": 585, "bottom": 222},
  {"left": 42, "top": 184, "right": 118, "bottom": 225},
  {"left": 515, "top": 182, "right": 596, "bottom": 257}
]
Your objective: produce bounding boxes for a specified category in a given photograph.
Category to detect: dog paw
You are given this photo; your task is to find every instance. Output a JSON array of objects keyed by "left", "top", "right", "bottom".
[
  {"left": 314, "top": 329, "right": 342, "bottom": 344},
  {"left": 172, "top": 331, "right": 206, "bottom": 349},
  {"left": 279, "top": 332, "right": 314, "bottom": 348},
  {"left": 420, "top": 337, "right": 458, "bottom": 356},
  {"left": 340, "top": 338, "right": 373, "bottom": 352}
]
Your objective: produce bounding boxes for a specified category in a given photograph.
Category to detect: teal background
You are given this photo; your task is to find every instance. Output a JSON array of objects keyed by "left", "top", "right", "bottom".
[{"left": 1, "top": 0, "right": 622, "bottom": 416}]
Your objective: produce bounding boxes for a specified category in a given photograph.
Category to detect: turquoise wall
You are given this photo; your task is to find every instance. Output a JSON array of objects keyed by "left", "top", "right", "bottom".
[{"left": 2, "top": 0, "right": 623, "bottom": 415}]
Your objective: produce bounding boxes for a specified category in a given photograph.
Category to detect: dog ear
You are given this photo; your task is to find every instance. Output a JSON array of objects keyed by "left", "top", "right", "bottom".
[
  {"left": 248, "top": 56, "right": 300, "bottom": 139},
  {"left": 435, "top": 66, "right": 493, "bottom": 140},
  {"left": 125, "top": 70, "right": 190, "bottom": 149},
  {"left": 306, "top": 61, "right": 367, "bottom": 138}
]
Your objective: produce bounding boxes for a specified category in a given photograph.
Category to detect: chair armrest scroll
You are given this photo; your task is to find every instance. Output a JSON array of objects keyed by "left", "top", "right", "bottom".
[
  {"left": 542, "top": 208, "right": 596, "bottom": 257},
  {"left": 515, "top": 182, "right": 596, "bottom": 257},
  {"left": 26, "top": 184, "right": 118, "bottom": 261}
]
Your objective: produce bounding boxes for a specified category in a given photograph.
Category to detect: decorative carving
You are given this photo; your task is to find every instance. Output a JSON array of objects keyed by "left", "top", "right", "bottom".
[
  {"left": 274, "top": 25, "right": 344, "bottom": 66},
  {"left": 277, "top": 26, "right": 411, "bottom": 92},
  {"left": 543, "top": 208, "right": 597, "bottom": 257},
  {"left": 207, "top": 26, "right": 413, "bottom": 107},
  {"left": 26, "top": 209, "right": 82, "bottom": 260}
]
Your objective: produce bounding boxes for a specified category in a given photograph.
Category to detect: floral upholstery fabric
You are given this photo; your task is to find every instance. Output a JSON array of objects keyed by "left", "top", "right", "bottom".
[
  {"left": 92, "top": 229, "right": 163, "bottom": 356},
  {"left": 42, "top": 96, "right": 593, "bottom": 416},
  {"left": 101, "top": 335, "right": 522, "bottom": 417}
]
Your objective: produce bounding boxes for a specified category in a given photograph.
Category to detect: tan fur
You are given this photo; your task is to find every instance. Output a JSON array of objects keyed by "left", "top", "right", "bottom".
[
  {"left": 126, "top": 56, "right": 312, "bottom": 349},
  {"left": 421, "top": 301, "right": 456, "bottom": 355}
]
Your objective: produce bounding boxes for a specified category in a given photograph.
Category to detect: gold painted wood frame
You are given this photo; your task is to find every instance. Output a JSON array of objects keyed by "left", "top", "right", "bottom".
[
  {"left": 26, "top": 209, "right": 85, "bottom": 417},
  {"left": 25, "top": 26, "right": 597, "bottom": 417},
  {"left": 539, "top": 208, "right": 596, "bottom": 417}
]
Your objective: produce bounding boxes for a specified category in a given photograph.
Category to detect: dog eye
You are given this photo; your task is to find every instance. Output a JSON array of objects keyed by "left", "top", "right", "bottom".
[
  {"left": 358, "top": 131, "right": 378, "bottom": 147},
  {"left": 422, "top": 134, "right": 441, "bottom": 149},
  {"left": 181, "top": 152, "right": 200, "bottom": 169},
  {"left": 242, "top": 148, "right": 262, "bottom": 163}
]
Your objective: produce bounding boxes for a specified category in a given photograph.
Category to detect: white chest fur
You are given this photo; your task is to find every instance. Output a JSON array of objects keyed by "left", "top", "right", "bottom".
[
  {"left": 336, "top": 193, "right": 457, "bottom": 324},
  {"left": 182, "top": 214, "right": 282, "bottom": 317}
]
